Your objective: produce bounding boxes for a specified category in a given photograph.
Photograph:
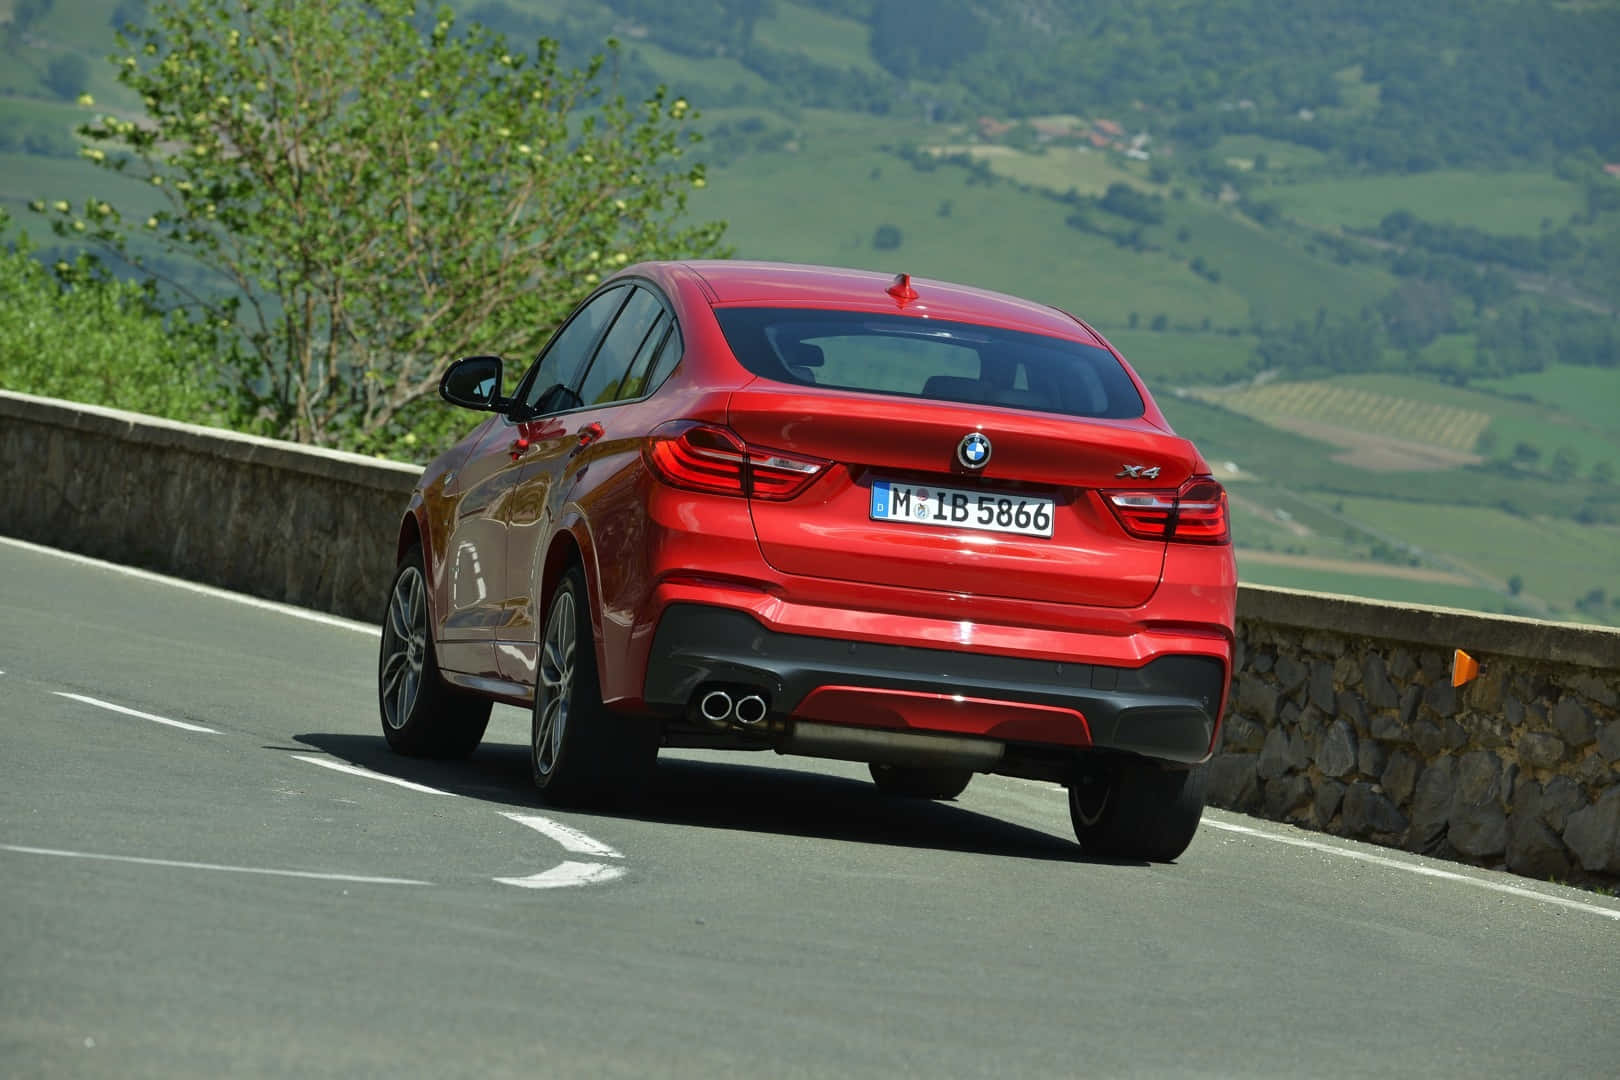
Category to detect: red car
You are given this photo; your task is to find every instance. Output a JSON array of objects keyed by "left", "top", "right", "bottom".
[{"left": 378, "top": 261, "right": 1235, "bottom": 861}]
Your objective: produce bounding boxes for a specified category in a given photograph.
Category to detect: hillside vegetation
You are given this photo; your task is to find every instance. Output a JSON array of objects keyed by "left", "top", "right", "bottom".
[{"left": 1, "top": 0, "right": 1615, "bottom": 624}]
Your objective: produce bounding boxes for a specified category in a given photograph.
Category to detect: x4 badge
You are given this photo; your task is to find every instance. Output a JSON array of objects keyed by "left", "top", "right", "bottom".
[{"left": 1116, "top": 464, "right": 1162, "bottom": 479}]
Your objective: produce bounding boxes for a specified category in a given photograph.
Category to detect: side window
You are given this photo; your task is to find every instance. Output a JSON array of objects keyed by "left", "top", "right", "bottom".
[
  {"left": 640, "top": 324, "right": 684, "bottom": 397},
  {"left": 577, "top": 287, "right": 664, "bottom": 407},
  {"left": 518, "top": 286, "right": 628, "bottom": 413},
  {"left": 615, "top": 311, "right": 670, "bottom": 400}
]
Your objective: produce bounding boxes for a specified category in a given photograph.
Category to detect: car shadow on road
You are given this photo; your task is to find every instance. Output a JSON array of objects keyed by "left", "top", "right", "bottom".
[{"left": 292, "top": 733, "right": 1146, "bottom": 867}]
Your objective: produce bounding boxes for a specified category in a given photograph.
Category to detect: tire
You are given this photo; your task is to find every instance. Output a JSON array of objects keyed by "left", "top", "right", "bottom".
[
  {"left": 1069, "top": 757, "right": 1207, "bottom": 862},
  {"left": 378, "top": 546, "right": 492, "bottom": 758},
  {"left": 868, "top": 763, "right": 973, "bottom": 801},
  {"left": 530, "top": 563, "right": 658, "bottom": 806}
]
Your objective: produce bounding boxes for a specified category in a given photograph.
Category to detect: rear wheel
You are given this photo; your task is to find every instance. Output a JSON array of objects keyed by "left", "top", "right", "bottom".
[
  {"left": 868, "top": 763, "right": 973, "bottom": 801},
  {"left": 531, "top": 563, "right": 658, "bottom": 806},
  {"left": 378, "top": 547, "right": 491, "bottom": 758},
  {"left": 1069, "top": 757, "right": 1207, "bottom": 862}
]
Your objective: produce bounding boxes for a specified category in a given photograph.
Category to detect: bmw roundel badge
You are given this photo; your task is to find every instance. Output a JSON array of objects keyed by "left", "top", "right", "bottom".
[{"left": 957, "top": 431, "right": 992, "bottom": 470}]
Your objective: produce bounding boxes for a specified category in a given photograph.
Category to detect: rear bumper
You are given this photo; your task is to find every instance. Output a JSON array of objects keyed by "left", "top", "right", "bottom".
[{"left": 644, "top": 604, "right": 1227, "bottom": 765}]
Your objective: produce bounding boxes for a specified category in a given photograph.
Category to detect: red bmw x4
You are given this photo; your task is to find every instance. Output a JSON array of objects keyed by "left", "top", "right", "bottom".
[{"left": 379, "top": 261, "right": 1236, "bottom": 861}]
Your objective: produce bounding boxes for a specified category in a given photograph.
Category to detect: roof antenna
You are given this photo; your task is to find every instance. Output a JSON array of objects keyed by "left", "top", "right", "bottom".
[{"left": 886, "top": 272, "right": 919, "bottom": 304}]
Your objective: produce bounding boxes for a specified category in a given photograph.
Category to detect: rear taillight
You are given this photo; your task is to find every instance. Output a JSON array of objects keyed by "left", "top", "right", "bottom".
[
  {"left": 1105, "top": 476, "right": 1229, "bottom": 544},
  {"left": 644, "top": 422, "right": 829, "bottom": 501}
]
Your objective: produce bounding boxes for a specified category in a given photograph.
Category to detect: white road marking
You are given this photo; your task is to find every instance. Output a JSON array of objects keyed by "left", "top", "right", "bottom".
[
  {"left": 500, "top": 812, "right": 623, "bottom": 858},
  {"left": 0, "top": 536, "right": 378, "bottom": 636},
  {"left": 291, "top": 754, "right": 456, "bottom": 796},
  {"left": 0, "top": 843, "right": 429, "bottom": 885},
  {"left": 494, "top": 861, "right": 628, "bottom": 889},
  {"left": 1203, "top": 818, "right": 1620, "bottom": 922},
  {"left": 55, "top": 691, "right": 219, "bottom": 734}
]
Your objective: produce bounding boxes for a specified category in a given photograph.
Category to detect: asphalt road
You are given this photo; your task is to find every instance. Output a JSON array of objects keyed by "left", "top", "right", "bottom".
[{"left": 2, "top": 537, "right": 1617, "bottom": 1079}]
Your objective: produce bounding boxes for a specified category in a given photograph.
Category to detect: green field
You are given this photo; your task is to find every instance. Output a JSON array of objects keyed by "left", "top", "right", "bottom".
[
  {"left": 1268, "top": 170, "right": 1587, "bottom": 235},
  {"left": 1193, "top": 380, "right": 1494, "bottom": 451},
  {"left": 754, "top": 1, "right": 883, "bottom": 75},
  {"left": 923, "top": 144, "right": 1156, "bottom": 196},
  {"left": 1236, "top": 560, "right": 1518, "bottom": 615},
  {"left": 690, "top": 141, "right": 1255, "bottom": 329},
  {"left": 1326, "top": 373, "right": 1620, "bottom": 476},
  {"left": 1104, "top": 330, "right": 1258, "bottom": 385},
  {"left": 1330, "top": 495, "right": 1620, "bottom": 617},
  {"left": 1475, "top": 364, "right": 1620, "bottom": 432},
  {"left": 1214, "top": 134, "right": 1331, "bottom": 172}
]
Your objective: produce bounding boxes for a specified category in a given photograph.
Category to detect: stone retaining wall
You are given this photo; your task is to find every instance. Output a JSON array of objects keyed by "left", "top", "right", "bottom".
[
  {"left": 3, "top": 390, "right": 1617, "bottom": 882},
  {"left": 1213, "top": 589, "right": 1620, "bottom": 885},
  {"left": 0, "top": 390, "right": 417, "bottom": 621}
]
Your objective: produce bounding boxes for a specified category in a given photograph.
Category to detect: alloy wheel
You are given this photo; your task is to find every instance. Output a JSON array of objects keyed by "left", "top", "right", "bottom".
[
  {"left": 380, "top": 565, "right": 428, "bottom": 731},
  {"left": 534, "top": 589, "right": 576, "bottom": 777}
]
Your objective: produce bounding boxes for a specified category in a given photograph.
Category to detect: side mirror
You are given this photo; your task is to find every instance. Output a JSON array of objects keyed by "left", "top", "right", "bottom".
[{"left": 440, "top": 355, "right": 510, "bottom": 412}]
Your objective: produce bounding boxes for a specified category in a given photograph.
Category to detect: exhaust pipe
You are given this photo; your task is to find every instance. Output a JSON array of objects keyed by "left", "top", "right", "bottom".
[
  {"left": 734, "top": 694, "right": 768, "bottom": 726},
  {"left": 699, "top": 689, "right": 734, "bottom": 723}
]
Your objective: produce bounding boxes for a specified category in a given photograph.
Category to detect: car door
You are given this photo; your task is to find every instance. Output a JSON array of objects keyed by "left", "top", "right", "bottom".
[
  {"left": 436, "top": 284, "right": 629, "bottom": 678},
  {"left": 497, "top": 284, "right": 672, "bottom": 684}
]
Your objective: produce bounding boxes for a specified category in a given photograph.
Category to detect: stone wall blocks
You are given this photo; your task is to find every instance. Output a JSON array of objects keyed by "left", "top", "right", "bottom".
[
  {"left": 1279, "top": 701, "right": 1302, "bottom": 729},
  {"left": 1207, "top": 754, "right": 1261, "bottom": 812},
  {"left": 1505, "top": 815, "right": 1573, "bottom": 880},
  {"left": 1275, "top": 654, "right": 1308, "bottom": 696},
  {"left": 1380, "top": 751, "right": 1421, "bottom": 806},
  {"left": 1258, "top": 727, "right": 1293, "bottom": 781},
  {"left": 1358, "top": 739, "right": 1388, "bottom": 780},
  {"left": 1238, "top": 676, "right": 1283, "bottom": 727},
  {"left": 1560, "top": 671, "right": 1618, "bottom": 710},
  {"left": 1597, "top": 722, "right": 1620, "bottom": 765},
  {"left": 1398, "top": 684, "right": 1422, "bottom": 728},
  {"left": 1517, "top": 732, "right": 1567, "bottom": 769},
  {"left": 1317, "top": 720, "right": 1358, "bottom": 778},
  {"left": 1334, "top": 690, "right": 1369, "bottom": 734},
  {"left": 1441, "top": 716, "right": 1468, "bottom": 751},
  {"left": 1296, "top": 704, "right": 1325, "bottom": 736},
  {"left": 1422, "top": 681, "right": 1458, "bottom": 719},
  {"left": 1412, "top": 720, "right": 1446, "bottom": 757},
  {"left": 1419, "top": 650, "right": 1446, "bottom": 682},
  {"left": 1342, "top": 782, "right": 1409, "bottom": 838},
  {"left": 1333, "top": 654, "right": 1362, "bottom": 689},
  {"left": 1574, "top": 750, "right": 1614, "bottom": 786},
  {"left": 1408, "top": 758, "right": 1457, "bottom": 852},
  {"left": 1463, "top": 668, "right": 1504, "bottom": 713},
  {"left": 1552, "top": 696, "right": 1596, "bottom": 748},
  {"left": 1363, "top": 652, "right": 1400, "bottom": 709},
  {"left": 1286, "top": 729, "right": 1312, "bottom": 772},
  {"left": 1309, "top": 662, "right": 1336, "bottom": 712},
  {"left": 1253, "top": 651, "right": 1275, "bottom": 674},
  {"left": 1390, "top": 647, "right": 1418, "bottom": 681},
  {"left": 1561, "top": 788, "right": 1620, "bottom": 874},
  {"left": 1219, "top": 714, "right": 1267, "bottom": 753},
  {"left": 1539, "top": 776, "right": 1586, "bottom": 833},
  {"left": 1368, "top": 710, "right": 1410, "bottom": 745},
  {"left": 1313, "top": 778, "right": 1346, "bottom": 826},
  {"left": 1263, "top": 775, "right": 1312, "bottom": 819}
]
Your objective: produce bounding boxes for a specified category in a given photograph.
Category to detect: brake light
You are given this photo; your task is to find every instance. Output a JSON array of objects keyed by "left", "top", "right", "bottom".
[
  {"left": 1105, "top": 476, "right": 1229, "bottom": 544},
  {"left": 644, "top": 422, "right": 828, "bottom": 501}
]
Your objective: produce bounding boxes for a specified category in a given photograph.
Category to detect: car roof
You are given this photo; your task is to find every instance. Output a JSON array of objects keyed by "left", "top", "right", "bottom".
[{"left": 671, "top": 260, "right": 1103, "bottom": 345}]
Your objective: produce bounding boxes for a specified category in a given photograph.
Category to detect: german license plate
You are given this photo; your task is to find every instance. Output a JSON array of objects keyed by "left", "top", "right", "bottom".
[{"left": 869, "top": 479, "right": 1055, "bottom": 538}]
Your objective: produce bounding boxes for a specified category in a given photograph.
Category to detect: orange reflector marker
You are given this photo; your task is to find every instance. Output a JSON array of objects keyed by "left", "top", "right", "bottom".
[{"left": 1451, "top": 648, "right": 1479, "bottom": 688}]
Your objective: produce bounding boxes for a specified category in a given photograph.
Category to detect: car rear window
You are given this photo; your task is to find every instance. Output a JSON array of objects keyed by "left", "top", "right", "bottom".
[{"left": 712, "top": 307, "right": 1144, "bottom": 419}]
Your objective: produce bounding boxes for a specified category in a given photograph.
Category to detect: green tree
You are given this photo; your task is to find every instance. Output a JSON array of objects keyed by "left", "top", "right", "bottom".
[
  {"left": 55, "top": 0, "right": 726, "bottom": 455},
  {"left": 1, "top": 211, "right": 228, "bottom": 420},
  {"left": 1508, "top": 574, "right": 1523, "bottom": 596},
  {"left": 872, "top": 223, "right": 903, "bottom": 250}
]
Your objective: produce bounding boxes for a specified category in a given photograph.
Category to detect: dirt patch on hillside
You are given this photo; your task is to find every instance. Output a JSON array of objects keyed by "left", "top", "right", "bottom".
[
  {"left": 1263, "top": 416, "right": 1484, "bottom": 471},
  {"left": 1236, "top": 548, "right": 1476, "bottom": 584}
]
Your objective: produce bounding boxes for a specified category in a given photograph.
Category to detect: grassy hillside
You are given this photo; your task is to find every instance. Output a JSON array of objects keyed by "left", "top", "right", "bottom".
[{"left": 1, "top": 0, "right": 1614, "bottom": 625}]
